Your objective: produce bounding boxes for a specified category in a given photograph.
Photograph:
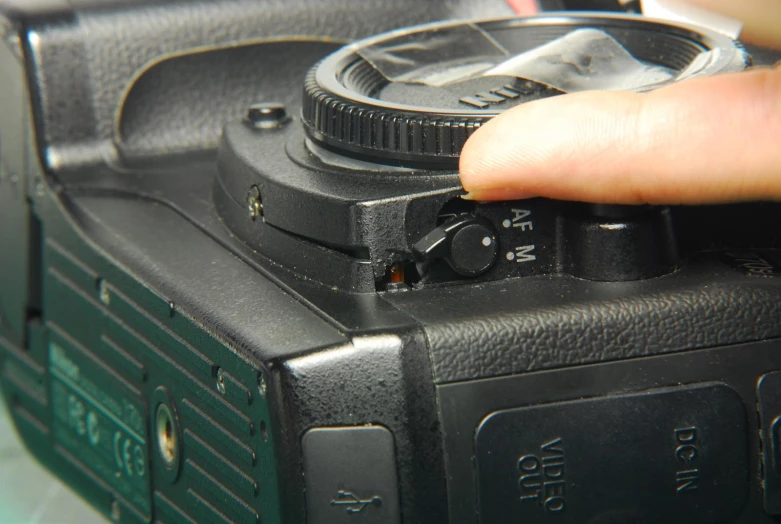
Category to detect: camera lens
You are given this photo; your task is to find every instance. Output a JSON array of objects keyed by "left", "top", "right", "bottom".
[{"left": 302, "top": 14, "right": 749, "bottom": 168}]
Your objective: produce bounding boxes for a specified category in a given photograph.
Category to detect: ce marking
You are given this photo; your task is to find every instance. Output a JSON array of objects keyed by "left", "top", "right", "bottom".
[{"left": 114, "top": 431, "right": 146, "bottom": 478}]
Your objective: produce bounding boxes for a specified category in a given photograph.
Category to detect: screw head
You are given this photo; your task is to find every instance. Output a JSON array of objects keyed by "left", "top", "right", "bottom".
[
  {"left": 257, "top": 371, "right": 267, "bottom": 398},
  {"left": 246, "top": 185, "right": 263, "bottom": 220},
  {"left": 98, "top": 280, "right": 110, "bottom": 306},
  {"left": 246, "top": 103, "right": 289, "bottom": 129},
  {"left": 216, "top": 368, "right": 226, "bottom": 395}
]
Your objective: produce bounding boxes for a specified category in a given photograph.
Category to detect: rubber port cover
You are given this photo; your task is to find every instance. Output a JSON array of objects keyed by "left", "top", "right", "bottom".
[{"left": 475, "top": 383, "right": 748, "bottom": 523}]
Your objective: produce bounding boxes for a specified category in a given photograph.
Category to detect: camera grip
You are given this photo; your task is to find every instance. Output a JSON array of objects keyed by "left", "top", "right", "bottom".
[{"left": 1, "top": 0, "right": 515, "bottom": 171}]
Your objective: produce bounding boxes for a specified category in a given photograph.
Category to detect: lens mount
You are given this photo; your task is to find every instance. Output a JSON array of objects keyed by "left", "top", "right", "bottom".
[{"left": 301, "top": 14, "right": 749, "bottom": 168}]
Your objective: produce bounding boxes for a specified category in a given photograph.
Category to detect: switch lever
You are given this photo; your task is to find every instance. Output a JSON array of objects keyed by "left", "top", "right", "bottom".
[{"left": 413, "top": 215, "right": 499, "bottom": 277}]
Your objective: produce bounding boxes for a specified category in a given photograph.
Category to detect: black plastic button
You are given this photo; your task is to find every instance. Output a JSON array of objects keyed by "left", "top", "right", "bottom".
[
  {"left": 302, "top": 426, "right": 400, "bottom": 524},
  {"left": 475, "top": 383, "right": 748, "bottom": 523}
]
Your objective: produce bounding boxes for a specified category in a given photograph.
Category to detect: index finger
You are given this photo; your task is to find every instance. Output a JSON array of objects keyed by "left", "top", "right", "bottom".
[{"left": 459, "top": 65, "right": 781, "bottom": 205}]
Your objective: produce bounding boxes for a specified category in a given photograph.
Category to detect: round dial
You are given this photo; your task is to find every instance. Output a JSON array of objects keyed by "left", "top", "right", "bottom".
[{"left": 301, "top": 14, "right": 750, "bottom": 167}]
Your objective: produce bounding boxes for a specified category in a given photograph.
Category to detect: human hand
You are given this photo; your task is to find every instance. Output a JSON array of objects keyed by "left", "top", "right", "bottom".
[{"left": 460, "top": 0, "right": 781, "bottom": 205}]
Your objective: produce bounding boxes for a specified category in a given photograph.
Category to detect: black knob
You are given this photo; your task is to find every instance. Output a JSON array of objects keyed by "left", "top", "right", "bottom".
[
  {"left": 562, "top": 206, "right": 679, "bottom": 281},
  {"left": 412, "top": 215, "right": 499, "bottom": 277}
]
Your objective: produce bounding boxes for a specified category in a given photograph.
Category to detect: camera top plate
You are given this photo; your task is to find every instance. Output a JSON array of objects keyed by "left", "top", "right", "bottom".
[{"left": 302, "top": 14, "right": 749, "bottom": 167}]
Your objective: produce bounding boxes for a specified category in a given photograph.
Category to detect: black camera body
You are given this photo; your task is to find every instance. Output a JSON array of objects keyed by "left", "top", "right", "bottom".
[{"left": 2, "top": 1, "right": 781, "bottom": 523}]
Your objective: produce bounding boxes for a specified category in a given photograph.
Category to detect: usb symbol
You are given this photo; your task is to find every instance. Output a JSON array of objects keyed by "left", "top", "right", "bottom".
[{"left": 330, "top": 490, "right": 383, "bottom": 514}]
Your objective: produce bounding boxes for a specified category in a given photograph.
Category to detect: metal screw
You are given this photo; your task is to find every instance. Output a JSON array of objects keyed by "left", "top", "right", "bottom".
[
  {"left": 247, "top": 185, "right": 263, "bottom": 221},
  {"left": 246, "top": 102, "right": 289, "bottom": 129},
  {"left": 110, "top": 500, "right": 121, "bottom": 522},
  {"left": 216, "top": 368, "right": 226, "bottom": 395},
  {"left": 98, "top": 280, "right": 110, "bottom": 306},
  {"left": 257, "top": 371, "right": 267, "bottom": 398}
]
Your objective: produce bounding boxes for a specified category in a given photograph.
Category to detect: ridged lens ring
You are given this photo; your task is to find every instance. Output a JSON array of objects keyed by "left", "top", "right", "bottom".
[{"left": 302, "top": 14, "right": 750, "bottom": 168}]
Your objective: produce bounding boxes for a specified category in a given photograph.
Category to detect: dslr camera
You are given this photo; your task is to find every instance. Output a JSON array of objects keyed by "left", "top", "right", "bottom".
[{"left": 2, "top": 1, "right": 781, "bottom": 523}]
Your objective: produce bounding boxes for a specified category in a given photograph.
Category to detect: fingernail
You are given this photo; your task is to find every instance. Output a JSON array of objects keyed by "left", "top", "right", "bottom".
[{"left": 462, "top": 187, "right": 536, "bottom": 201}]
